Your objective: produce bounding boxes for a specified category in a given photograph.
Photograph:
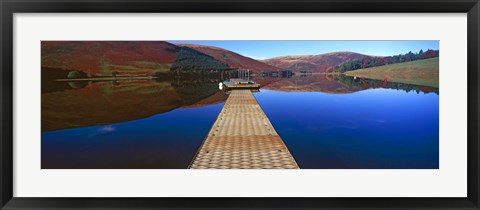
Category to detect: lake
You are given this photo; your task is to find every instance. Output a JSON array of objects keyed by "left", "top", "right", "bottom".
[{"left": 41, "top": 74, "right": 439, "bottom": 169}]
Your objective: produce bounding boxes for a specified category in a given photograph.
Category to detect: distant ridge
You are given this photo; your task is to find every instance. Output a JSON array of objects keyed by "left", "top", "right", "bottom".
[{"left": 262, "top": 51, "right": 371, "bottom": 73}]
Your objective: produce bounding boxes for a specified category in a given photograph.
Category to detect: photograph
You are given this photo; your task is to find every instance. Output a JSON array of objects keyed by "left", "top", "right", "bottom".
[{"left": 41, "top": 40, "right": 439, "bottom": 169}]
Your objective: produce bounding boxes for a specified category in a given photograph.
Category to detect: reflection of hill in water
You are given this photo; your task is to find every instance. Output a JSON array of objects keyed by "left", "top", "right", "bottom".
[
  {"left": 261, "top": 74, "right": 438, "bottom": 95},
  {"left": 261, "top": 74, "right": 362, "bottom": 94},
  {"left": 42, "top": 77, "right": 225, "bottom": 131},
  {"left": 171, "top": 77, "right": 224, "bottom": 105},
  {"left": 43, "top": 73, "right": 438, "bottom": 131},
  {"left": 336, "top": 75, "right": 439, "bottom": 95}
]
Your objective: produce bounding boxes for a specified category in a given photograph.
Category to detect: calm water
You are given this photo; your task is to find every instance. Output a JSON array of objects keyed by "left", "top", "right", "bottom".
[
  {"left": 41, "top": 75, "right": 439, "bottom": 169},
  {"left": 42, "top": 104, "right": 222, "bottom": 169},
  {"left": 255, "top": 89, "right": 438, "bottom": 169}
]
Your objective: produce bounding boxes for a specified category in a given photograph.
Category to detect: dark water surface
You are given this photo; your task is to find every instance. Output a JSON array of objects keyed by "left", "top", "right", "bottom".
[
  {"left": 42, "top": 104, "right": 222, "bottom": 169},
  {"left": 42, "top": 75, "right": 439, "bottom": 169},
  {"left": 41, "top": 76, "right": 226, "bottom": 169}
]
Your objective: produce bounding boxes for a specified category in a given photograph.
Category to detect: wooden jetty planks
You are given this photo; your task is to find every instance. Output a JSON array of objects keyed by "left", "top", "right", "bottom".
[
  {"left": 189, "top": 90, "right": 299, "bottom": 169},
  {"left": 223, "top": 83, "right": 260, "bottom": 89}
]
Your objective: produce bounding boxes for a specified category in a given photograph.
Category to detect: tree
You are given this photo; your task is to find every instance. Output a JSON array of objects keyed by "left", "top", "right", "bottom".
[{"left": 422, "top": 49, "right": 436, "bottom": 59}]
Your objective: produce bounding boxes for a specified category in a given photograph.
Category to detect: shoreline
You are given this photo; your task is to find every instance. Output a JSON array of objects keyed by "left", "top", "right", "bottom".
[{"left": 55, "top": 76, "right": 158, "bottom": 82}]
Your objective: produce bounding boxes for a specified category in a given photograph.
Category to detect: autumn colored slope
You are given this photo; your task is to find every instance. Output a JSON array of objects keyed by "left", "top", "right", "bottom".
[
  {"left": 262, "top": 51, "right": 370, "bottom": 73},
  {"left": 178, "top": 44, "right": 280, "bottom": 72},
  {"left": 41, "top": 41, "right": 180, "bottom": 76}
]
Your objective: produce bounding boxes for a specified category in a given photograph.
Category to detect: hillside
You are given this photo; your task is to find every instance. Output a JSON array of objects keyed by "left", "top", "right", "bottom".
[
  {"left": 178, "top": 44, "right": 279, "bottom": 72},
  {"left": 344, "top": 57, "right": 439, "bottom": 88},
  {"left": 41, "top": 41, "right": 180, "bottom": 76},
  {"left": 42, "top": 41, "right": 280, "bottom": 77},
  {"left": 170, "top": 46, "right": 230, "bottom": 71},
  {"left": 262, "top": 51, "right": 370, "bottom": 73}
]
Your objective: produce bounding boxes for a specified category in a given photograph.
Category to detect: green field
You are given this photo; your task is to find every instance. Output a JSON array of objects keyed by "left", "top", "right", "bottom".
[{"left": 344, "top": 57, "right": 439, "bottom": 88}]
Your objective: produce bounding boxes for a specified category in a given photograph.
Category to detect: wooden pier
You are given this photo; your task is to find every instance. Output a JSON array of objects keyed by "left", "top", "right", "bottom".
[
  {"left": 189, "top": 90, "right": 299, "bottom": 169},
  {"left": 222, "top": 79, "right": 260, "bottom": 90},
  {"left": 223, "top": 83, "right": 260, "bottom": 89}
]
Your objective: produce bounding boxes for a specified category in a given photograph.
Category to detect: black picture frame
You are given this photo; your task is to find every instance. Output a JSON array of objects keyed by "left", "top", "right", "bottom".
[{"left": 1, "top": 0, "right": 479, "bottom": 209}]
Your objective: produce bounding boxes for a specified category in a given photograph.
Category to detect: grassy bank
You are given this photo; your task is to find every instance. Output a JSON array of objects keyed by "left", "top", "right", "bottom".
[{"left": 344, "top": 57, "right": 439, "bottom": 88}]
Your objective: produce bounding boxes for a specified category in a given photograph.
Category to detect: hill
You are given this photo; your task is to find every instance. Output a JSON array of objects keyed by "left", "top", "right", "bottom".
[
  {"left": 344, "top": 57, "right": 439, "bottom": 88},
  {"left": 178, "top": 44, "right": 279, "bottom": 72},
  {"left": 42, "top": 42, "right": 280, "bottom": 77},
  {"left": 262, "top": 51, "right": 370, "bottom": 73},
  {"left": 170, "top": 46, "right": 230, "bottom": 72},
  {"left": 41, "top": 41, "right": 180, "bottom": 76}
]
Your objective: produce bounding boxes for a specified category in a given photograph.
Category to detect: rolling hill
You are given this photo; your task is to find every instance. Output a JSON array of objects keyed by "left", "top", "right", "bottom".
[
  {"left": 178, "top": 44, "right": 279, "bottom": 71},
  {"left": 42, "top": 41, "right": 180, "bottom": 76},
  {"left": 41, "top": 41, "right": 280, "bottom": 78},
  {"left": 262, "top": 51, "right": 371, "bottom": 73},
  {"left": 344, "top": 57, "right": 439, "bottom": 87}
]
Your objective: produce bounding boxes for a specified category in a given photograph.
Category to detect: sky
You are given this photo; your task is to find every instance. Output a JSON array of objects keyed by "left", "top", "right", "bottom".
[{"left": 168, "top": 40, "right": 439, "bottom": 60}]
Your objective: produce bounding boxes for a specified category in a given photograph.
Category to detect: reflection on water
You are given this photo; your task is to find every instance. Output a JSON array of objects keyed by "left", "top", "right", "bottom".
[
  {"left": 42, "top": 73, "right": 439, "bottom": 169},
  {"left": 42, "top": 75, "right": 227, "bottom": 169},
  {"left": 255, "top": 89, "right": 439, "bottom": 169},
  {"left": 42, "top": 76, "right": 226, "bottom": 131},
  {"left": 42, "top": 104, "right": 223, "bottom": 169},
  {"left": 262, "top": 74, "right": 438, "bottom": 95},
  {"left": 335, "top": 75, "right": 439, "bottom": 95}
]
